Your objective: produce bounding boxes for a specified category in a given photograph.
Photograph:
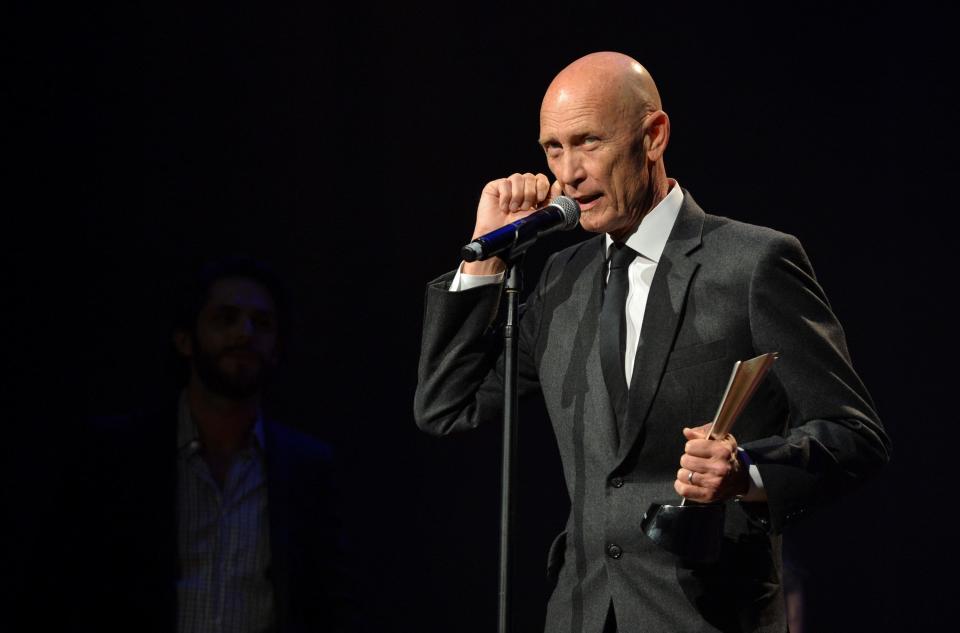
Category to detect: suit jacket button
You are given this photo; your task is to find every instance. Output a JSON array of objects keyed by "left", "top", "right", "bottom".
[
  {"left": 610, "top": 477, "right": 624, "bottom": 488},
  {"left": 606, "top": 543, "right": 622, "bottom": 559}
]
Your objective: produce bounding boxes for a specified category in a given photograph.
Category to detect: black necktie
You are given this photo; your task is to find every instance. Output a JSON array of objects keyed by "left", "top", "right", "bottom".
[{"left": 599, "top": 243, "right": 638, "bottom": 442}]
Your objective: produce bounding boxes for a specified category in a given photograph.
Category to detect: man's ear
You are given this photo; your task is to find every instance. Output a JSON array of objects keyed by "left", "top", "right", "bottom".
[
  {"left": 173, "top": 330, "right": 193, "bottom": 358},
  {"left": 643, "top": 110, "right": 670, "bottom": 162}
]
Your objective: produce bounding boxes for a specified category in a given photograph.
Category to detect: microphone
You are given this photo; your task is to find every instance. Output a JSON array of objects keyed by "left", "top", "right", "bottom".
[{"left": 461, "top": 196, "right": 581, "bottom": 262}]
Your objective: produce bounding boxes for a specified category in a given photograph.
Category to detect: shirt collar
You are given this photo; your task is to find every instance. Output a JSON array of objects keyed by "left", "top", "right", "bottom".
[
  {"left": 605, "top": 179, "right": 683, "bottom": 263},
  {"left": 177, "top": 389, "right": 266, "bottom": 455}
]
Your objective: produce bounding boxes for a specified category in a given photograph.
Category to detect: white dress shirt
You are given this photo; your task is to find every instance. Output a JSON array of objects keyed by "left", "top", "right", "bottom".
[{"left": 604, "top": 182, "right": 683, "bottom": 387}]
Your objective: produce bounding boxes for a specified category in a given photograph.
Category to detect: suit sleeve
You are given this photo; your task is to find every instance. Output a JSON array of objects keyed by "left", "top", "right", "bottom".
[
  {"left": 413, "top": 263, "right": 548, "bottom": 436},
  {"left": 740, "top": 233, "right": 891, "bottom": 533}
]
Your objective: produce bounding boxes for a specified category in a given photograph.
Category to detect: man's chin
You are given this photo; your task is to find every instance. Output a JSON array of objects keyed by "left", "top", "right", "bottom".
[
  {"left": 195, "top": 361, "right": 266, "bottom": 400},
  {"left": 208, "top": 378, "right": 263, "bottom": 401},
  {"left": 579, "top": 212, "right": 609, "bottom": 234},
  {"left": 217, "top": 367, "right": 264, "bottom": 396}
]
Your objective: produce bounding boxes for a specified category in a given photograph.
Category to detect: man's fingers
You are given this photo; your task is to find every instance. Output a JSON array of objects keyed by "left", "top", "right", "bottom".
[
  {"left": 507, "top": 173, "right": 526, "bottom": 210},
  {"left": 678, "top": 467, "right": 723, "bottom": 488},
  {"left": 680, "top": 456, "right": 734, "bottom": 480},
  {"left": 692, "top": 421, "right": 713, "bottom": 437},
  {"left": 477, "top": 173, "right": 558, "bottom": 239},
  {"left": 474, "top": 172, "right": 555, "bottom": 245},
  {"left": 521, "top": 173, "right": 539, "bottom": 210},
  {"left": 549, "top": 179, "right": 563, "bottom": 200},
  {"left": 674, "top": 478, "right": 714, "bottom": 502},
  {"left": 680, "top": 454, "right": 727, "bottom": 475},
  {"left": 684, "top": 439, "right": 734, "bottom": 459},
  {"left": 493, "top": 178, "right": 512, "bottom": 212},
  {"left": 507, "top": 172, "right": 539, "bottom": 211},
  {"left": 675, "top": 471, "right": 726, "bottom": 502},
  {"left": 683, "top": 424, "right": 710, "bottom": 441},
  {"left": 498, "top": 172, "right": 551, "bottom": 211},
  {"left": 536, "top": 174, "right": 551, "bottom": 205}
]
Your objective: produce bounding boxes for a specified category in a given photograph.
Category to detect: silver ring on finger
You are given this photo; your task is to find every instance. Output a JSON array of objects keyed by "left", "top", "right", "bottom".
[{"left": 688, "top": 470, "right": 696, "bottom": 485}]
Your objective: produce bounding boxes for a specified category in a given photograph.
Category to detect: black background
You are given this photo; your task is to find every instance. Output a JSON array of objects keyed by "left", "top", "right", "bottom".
[{"left": 10, "top": 1, "right": 957, "bottom": 631}]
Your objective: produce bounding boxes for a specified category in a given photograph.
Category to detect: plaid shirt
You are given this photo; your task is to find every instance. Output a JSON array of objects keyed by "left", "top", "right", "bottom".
[{"left": 176, "top": 393, "right": 275, "bottom": 633}]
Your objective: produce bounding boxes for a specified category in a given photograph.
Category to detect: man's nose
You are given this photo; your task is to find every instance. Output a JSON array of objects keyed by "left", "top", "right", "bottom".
[
  {"left": 556, "top": 151, "right": 586, "bottom": 188},
  {"left": 236, "top": 315, "right": 255, "bottom": 338}
]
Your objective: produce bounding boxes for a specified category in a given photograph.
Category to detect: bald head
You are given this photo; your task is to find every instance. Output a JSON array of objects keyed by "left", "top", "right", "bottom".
[
  {"left": 542, "top": 52, "right": 662, "bottom": 122},
  {"left": 538, "top": 52, "right": 671, "bottom": 240}
]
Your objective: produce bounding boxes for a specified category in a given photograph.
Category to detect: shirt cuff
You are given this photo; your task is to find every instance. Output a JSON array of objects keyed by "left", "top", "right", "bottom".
[
  {"left": 449, "top": 262, "right": 506, "bottom": 291},
  {"left": 736, "top": 447, "right": 767, "bottom": 502}
]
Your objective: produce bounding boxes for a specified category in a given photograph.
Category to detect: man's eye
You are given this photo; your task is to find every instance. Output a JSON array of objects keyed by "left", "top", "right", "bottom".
[
  {"left": 543, "top": 143, "right": 562, "bottom": 156},
  {"left": 584, "top": 136, "right": 600, "bottom": 145},
  {"left": 213, "top": 310, "right": 236, "bottom": 324}
]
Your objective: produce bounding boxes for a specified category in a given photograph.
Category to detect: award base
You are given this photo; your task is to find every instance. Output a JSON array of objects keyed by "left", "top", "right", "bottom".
[{"left": 641, "top": 502, "right": 726, "bottom": 563}]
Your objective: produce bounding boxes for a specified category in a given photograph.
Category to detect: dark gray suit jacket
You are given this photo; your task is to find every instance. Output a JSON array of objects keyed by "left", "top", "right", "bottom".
[{"left": 414, "top": 192, "right": 890, "bottom": 633}]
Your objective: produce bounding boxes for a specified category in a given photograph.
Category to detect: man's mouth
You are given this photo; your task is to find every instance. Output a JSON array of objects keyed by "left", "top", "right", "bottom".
[
  {"left": 574, "top": 193, "right": 603, "bottom": 210},
  {"left": 223, "top": 350, "right": 259, "bottom": 363}
]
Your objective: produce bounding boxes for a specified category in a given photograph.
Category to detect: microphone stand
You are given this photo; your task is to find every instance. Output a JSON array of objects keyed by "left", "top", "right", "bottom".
[
  {"left": 459, "top": 196, "right": 579, "bottom": 633},
  {"left": 497, "top": 255, "right": 523, "bottom": 633}
]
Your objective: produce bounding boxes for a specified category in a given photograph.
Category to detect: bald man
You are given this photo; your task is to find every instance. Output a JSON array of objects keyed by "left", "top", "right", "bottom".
[{"left": 415, "top": 52, "right": 889, "bottom": 633}]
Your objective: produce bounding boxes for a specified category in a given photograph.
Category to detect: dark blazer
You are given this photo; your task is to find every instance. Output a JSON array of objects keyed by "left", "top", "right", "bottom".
[
  {"left": 414, "top": 192, "right": 890, "bottom": 633},
  {"left": 67, "top": 401, "right": 358, "bottom": 633}
]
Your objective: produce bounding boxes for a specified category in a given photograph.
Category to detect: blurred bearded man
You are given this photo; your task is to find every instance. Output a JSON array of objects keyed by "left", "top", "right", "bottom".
[{"left": 71, "top": 257, "right": 360, "bottom": 633}]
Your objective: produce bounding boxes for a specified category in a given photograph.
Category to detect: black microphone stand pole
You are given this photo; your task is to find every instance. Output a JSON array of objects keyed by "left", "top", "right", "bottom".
[
  {"left": 498, "top": 255, "right": 522, "bottom": 633},
  {"left": 459, "top": 197, "right": 579, "bottom": 633}
]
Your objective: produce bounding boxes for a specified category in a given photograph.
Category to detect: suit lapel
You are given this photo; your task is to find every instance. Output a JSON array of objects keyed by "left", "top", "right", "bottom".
[
  {"left": 616, "top": 194, "right": 704, "bottom": 463},
  {"left": 556, "top": 235, "right": 620, "bottom": 462},
  {"left": 549, "top": 237, "right": 619, "bottom": 612}
]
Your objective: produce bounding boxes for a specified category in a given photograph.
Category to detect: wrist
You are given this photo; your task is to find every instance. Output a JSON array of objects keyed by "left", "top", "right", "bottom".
[{"left": 462, "top": 259, "right": 506, "bottom": 276}]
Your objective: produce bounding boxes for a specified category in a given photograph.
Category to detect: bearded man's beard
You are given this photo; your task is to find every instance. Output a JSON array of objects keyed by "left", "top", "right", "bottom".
[{"left": 192, "top": 344, "right": 274, "bottom": 400}]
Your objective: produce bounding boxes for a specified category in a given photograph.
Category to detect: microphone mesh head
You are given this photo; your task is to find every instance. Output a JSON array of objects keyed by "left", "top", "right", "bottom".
[{"left": 550, "top": 196, "right": 581, "bottom": 230}]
